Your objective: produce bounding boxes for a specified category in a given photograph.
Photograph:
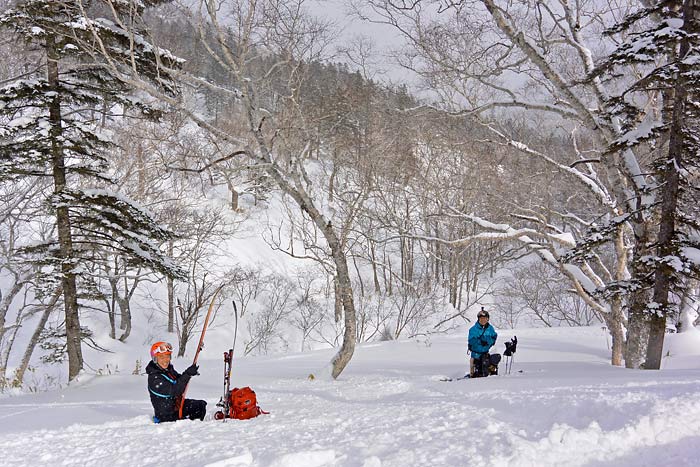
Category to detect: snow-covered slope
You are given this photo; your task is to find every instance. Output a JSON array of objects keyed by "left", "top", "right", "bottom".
[{"left": 2, "top": 326, "right": 700, "bottom": 466}]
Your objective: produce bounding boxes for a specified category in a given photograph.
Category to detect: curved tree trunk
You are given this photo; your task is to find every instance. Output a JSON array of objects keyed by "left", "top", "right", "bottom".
[
  {"left": 0, "top": 274, "right": 30, "bottom": 365},
  {"left": 245, "top": 81, "right": 358, "bottom": 378},
  {"left": 13, "top": 288, "right": 62, "bottom": 387},
  {"left": 330, "top": 249, "right": 357, "bottom": 379}
]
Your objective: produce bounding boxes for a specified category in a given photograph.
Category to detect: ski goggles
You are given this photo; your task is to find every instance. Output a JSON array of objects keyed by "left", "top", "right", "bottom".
[
  {"left": 151, "top": 342, "right": 173, "bottom": 357},
  {"left": 477, "top": 313, "right": 489, "bottom": 319}
]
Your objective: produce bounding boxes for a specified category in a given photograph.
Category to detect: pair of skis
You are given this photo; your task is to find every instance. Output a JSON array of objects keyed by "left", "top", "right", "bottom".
[
  {"left": 440, "top": 370, "right": 523, "bottom": 382},
  {"left": 215, "top": 300, "right": 238, "bottom": 420},
  {"left": 439, "top": 375, "right": 470, "bottom": 382}
]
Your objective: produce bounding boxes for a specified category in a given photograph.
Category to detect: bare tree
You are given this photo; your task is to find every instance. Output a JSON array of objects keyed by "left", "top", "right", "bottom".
[
  {"left": 228, "top": 265, "right": 264, "bottom": 318},
  {"left": 161, "top": 0, "right": 362, "bottom": 378},
  {"left": 355, "top": 0, "right": 672, "bottom": 368},
  {"left": 244, "top": 273, "right": 296, "bottom": 355},
  {"left": 291, "top": 270, "right": 326, "bottom": 351},
  {"left": 495, "top": 261, "right": 600, "bottom": 328},
  {"left": 171, "top": 203, "right": 239, "bottom": 356},
  {"left": 9, "top": 287, "right": 62, "bottom": 388}
]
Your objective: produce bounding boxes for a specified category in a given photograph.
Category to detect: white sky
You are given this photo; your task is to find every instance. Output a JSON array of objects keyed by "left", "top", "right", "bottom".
[{"left": 308, "top": 0, "right": 416, "bottom": 84}]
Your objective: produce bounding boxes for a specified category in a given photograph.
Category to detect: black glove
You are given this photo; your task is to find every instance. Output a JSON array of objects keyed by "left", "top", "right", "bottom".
[
  {"left": 479, "top": 339, "right": 487, "bottom": 346},
  {"left": 184, "top": 364, "right": 199, "bottom": 377}
]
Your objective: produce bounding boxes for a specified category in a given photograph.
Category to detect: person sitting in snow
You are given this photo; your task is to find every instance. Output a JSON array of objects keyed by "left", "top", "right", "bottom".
[
  {"left": 146, "top": 341, "right": 207, "bottom": 422},
  {"left": 468, "top": 308, "right": 498, "bottom": 377}
]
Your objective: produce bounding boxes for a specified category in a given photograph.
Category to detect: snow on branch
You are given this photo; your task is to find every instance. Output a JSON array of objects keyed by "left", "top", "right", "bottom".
[{"left": 482, "top": 123, "right": 616, "bottom": 209}]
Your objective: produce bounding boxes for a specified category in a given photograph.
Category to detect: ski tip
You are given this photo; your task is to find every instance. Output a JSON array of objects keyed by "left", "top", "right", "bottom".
[
  {"left": 434, "top": 374, "right": 470, "bottom": 382},
  {"left": 431, "top": 375, "right": 453, "bottom": 382}
]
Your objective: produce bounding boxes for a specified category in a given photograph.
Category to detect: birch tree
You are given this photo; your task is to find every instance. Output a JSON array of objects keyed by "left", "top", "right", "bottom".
[
  {"left": 591, "top": 0, "right": 700, "bottom": 368},
  {"left": 80, "top": 0, "right": 368, "bottom": 378},
  {"left": 356, "top": 0, "right": 684, "bottom": 368}
]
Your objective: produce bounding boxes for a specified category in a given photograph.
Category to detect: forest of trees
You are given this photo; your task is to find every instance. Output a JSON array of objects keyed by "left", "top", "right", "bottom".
[{"left": 0, "top": 0, "right": 698, "bottom": 388}]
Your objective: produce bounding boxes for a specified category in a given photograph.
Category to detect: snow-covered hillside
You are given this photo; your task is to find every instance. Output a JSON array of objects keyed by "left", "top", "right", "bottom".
[{"left": 2, "top": 326, "right": 700, "bottom": 467}]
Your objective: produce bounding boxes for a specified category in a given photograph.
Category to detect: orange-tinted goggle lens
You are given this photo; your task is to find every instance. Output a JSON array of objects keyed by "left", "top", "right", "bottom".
[{"left": 153, "top": 343, "right": 173, "bottom": 355}]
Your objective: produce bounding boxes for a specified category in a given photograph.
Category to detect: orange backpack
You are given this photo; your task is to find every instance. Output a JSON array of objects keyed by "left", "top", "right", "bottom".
[{"left": 228, "top": 387, "right": 265, "bottom": 420}]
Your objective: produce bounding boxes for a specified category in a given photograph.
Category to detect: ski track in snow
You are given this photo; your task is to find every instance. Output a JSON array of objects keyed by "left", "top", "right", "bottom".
[{"left": 2, "top": 327, "right": 700, "bottom": 466}]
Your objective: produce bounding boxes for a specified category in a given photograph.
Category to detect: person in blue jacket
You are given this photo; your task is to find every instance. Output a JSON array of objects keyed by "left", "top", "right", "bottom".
[
  {"left": 468, "top": 308, "right": 497, "bottom": 377},
  {"left": 146, "top": 341, "right": 206, "bottom": 422}
]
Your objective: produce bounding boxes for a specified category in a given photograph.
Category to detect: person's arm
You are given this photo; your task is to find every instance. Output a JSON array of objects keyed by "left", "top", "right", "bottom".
[
  {"left": 172, "top": 371, "right": 192, "bottom": 397},
  {"left": 468, "top": 326, "right": 478, "bottom": 350},
  {"left": 488, "top": 327, "right": 498, "bottom": 347}
]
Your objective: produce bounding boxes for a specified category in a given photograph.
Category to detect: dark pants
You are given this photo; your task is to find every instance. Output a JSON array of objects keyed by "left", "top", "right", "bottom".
[
  {"left": 182, "top": 399, "right": 207, "bottom": 421},
  {"left": 471, "top": 353, "right": 501, "bottom": 378},
  {"left": 155, "top": 399, "right": 207, "bottom": 423}
]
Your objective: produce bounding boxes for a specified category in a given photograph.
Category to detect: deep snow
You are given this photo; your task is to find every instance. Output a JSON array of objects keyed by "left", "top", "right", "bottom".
[{"left": 2, "top": 326, "right": 700, "bottom": 466}]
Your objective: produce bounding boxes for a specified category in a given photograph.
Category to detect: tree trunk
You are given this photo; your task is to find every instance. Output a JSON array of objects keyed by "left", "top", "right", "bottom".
[
  {"left": 225, "top": 179, "right": 239, "bottom": 211},
  {"left": 0, "top": 274, "right": 30, "bottom": 360},
  {"left": 1, "top": 321, "right": 22, "bottom": 387},
  {"left": 47, "top": 35, "right": 83, "bottom": 381},
  {"left": 13, "top": 289, "right": 61, "bottom": 387},
  {"left": 118, "top": 293, "right": 128, "bottom": 330},
  {"left": 330, "top": 248, "right": 357, "bottom": 379},
  {"left": 607, "top": 297, "right": 625, "bottom": 367},
  {"left": 167, "top": 241, "right": 175, "bottom": 333},
  {"left": 626, "top": 294, "right": 652, "bottom": 369},
  {"left": 625, "top": 237, "right": 654, "bottom": 368},
  {"left": 178, "top": 325, "right": 188, "bottom": 358},
  {"left": 448, "top": 251, "right": 458, "bottom": 307},
  {"left": 385, "top": 253, "right": 392, "bottom": 296},
  {"left": 109, "top": 288, "right": 116, "bottom": 339},
  {"left": 678, "top": 280, "right": 699, "bottom": 332},
  {"left": 352, "top": 255, "right": 365, "bottom": 298},
  {"left": 333, "top": 277, "right": 342, "bottom": 323},
  {"left": 117, "top": 296, "right": 132, "bottom": 342},
  {"left": 231, "top": 188, "right": 239, "bottom": 211},
  {"left": 328, "top": 163, "right": 337, "bottom": 203},
  {"left": 370, "top": 240, "right": 381, "bottom": 293},
  {"left": 645, "top": 0, "right": 694, "bottom": 369}
]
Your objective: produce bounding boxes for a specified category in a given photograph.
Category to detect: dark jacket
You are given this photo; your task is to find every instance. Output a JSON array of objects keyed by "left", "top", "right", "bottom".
[
  {"left": 468, "top": 322, "right": 497, "bottom": 359},
  {"left": 146, "top": 360, "right": 191, "bottom": 422}
]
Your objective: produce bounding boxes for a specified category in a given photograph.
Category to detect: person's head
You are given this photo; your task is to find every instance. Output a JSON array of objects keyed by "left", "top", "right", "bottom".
[
  {"left": 150, "top": 341, "right": 172, "bottom": 369},
  {"left": 477, "top": 308, "right": 490, "bottom": 325}
]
